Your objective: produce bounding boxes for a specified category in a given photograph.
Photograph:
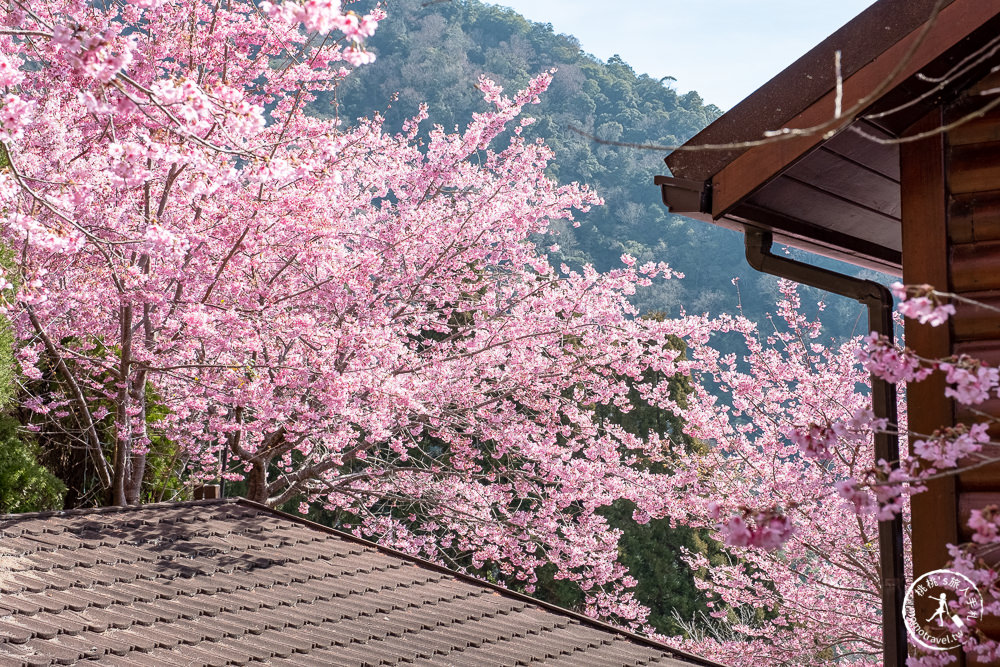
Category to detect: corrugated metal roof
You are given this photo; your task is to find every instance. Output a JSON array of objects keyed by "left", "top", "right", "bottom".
[{"left": 0, "top": 498, "right": 720, "bottom": 666}]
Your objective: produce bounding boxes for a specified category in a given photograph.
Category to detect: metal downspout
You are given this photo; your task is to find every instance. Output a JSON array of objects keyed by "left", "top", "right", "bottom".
[{"left": 744, "top": 228, "right": 906, "bottom": 667}]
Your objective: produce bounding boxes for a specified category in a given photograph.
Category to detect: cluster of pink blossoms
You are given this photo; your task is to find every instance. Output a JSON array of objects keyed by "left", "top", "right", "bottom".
[
  {"left": 664, "top": 282, "right": 892, "bottom": 665},
  {"left": 968, "top": 505, "right": 1000, "bottom": 544},
  {"left": 260, "top": 1, "right": 382, "bottom": 64},
  {"left": 891, "top": 281, "right": 957, "bottom": 326},
  {"left": 856, "top": 332, "right": 931, "bottom": 383},
  {"left": 785, "top": 420, "right": 842, "bottom": 460},
  {"left": 940, "top": 359, "right": 1000, "bottom": 405},
  {"left": 708, "top": 503, "right": 794, "bottom": 551},
  {"left": 826, "top": 284, "right": 1000, "bottom": 665},
  {"left": 670, "top": 279, "right": 999, "bottom": 665}
]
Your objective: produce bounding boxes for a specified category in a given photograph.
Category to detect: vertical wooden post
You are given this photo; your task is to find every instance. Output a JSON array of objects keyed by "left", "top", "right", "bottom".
[
  {"left": 901, "top": 110, "right": 958, "bottom": 573},
  {"left": 901, "top": 110, "right": 960, "bottom": 662}
]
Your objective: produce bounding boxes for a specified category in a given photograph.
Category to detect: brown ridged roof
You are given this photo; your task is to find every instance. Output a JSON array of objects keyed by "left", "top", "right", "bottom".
[
  {"left": 664, "top": 0, "right": 963, "bottom": 182},
  {"left": 0, "top": 498, "right": 719, "bottom": 666},
  {"left": 659, "top": 0, "right": 1000, "bottom": 274}
]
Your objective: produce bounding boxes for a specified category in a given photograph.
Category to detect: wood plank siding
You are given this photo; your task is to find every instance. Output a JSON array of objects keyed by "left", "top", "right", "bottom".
[
  {"left": 906, "top": 74, "right": 1000, "bottom": 564},
  {"left": 947, "top": 76, "right": 1000, "bottom": 528},
  {"left": 904, "top": 70, "right": 1000, "bottom": 664},
  {"left": 924, "top": 74, "right": 1000, "bottom": 665}
]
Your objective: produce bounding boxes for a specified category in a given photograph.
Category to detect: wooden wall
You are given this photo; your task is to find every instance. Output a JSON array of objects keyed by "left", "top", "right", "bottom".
[
  {"left": 905, "top": 72, "right": 1000, "bottom": 558},
  {"left": 946, "top": 72, "right": 1000, "bottom": 547},
  {"left": 901, "top": 72, "right": 1000, "bottom": 661}
]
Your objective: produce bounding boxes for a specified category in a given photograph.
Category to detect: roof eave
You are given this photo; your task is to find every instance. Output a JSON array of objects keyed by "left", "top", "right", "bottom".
[{"left": 664, "top": 0, "right": 965, "bottom": 182}]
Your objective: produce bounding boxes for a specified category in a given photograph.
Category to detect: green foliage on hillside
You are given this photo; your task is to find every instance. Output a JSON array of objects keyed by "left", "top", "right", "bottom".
[
  {"left": 0, "top": 264, "right": 16, "bottom": 411},
  {"left": 0, "top": 149, "right": 65, "bottom": 514},
  {"left": 594, "top": 330, "right": 726, "bottom": 636},
  {"left": 330, "top": 0, "right": 874, "bottom": 330},
  {"left": 0, "top": 149, "right": 16, "bottom": 410}
]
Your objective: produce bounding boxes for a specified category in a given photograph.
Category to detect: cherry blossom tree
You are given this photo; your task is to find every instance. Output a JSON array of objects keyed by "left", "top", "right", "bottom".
[
  {"left": 661, "top": 281, "right": 1000, "bottom": 665},
  {"left": 0, "top": 0, "right": 709, "bottom": 623},
  {"left": 0, "top": 0, "right": 385, "bottom": 505},
  {"left": 13, "top": 0, "right": 1000, "bottom": 653},
  {"left": 651, "top": 282, "right": 892, "bottom": 665}
]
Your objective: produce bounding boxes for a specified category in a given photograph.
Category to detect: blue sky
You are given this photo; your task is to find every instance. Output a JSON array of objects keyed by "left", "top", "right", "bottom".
[{"left": 489, "top": 1, "right": 878, "bottom": 110}]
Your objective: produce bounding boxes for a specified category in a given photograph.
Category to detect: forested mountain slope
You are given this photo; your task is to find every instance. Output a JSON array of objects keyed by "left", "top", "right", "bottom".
[{"left": 328, "top": 0, "right": 876, "bottom": 331}]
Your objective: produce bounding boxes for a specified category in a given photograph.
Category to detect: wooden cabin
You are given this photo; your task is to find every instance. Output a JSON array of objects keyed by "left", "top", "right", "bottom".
[{"left": 657, "top": 0, "right": 1000, "bottom": 664}]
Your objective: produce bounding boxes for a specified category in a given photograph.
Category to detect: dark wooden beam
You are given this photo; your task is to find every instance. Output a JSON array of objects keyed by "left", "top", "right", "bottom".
[
  {"left": 902, "top": 111, "right": 958, "bottom": 576},
  {"left": 710, "top": 0, "right": 1000, "bottom": 218},
  {"left": 727, "top": 203, "right": 902, "bottom": 270}
]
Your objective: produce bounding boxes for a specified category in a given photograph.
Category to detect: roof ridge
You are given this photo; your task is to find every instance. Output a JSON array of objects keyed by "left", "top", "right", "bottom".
[
  {"left": 0, "top": 497, "right": 237, "bottom": 523},
  {"left": 0, "top": 496, "right": 726, "bottom": 667}
]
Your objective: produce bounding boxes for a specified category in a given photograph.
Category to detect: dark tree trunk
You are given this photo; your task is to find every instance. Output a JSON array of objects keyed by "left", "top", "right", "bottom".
[{"left": 247, "top": 457, "right": 270, "bottom": 504}]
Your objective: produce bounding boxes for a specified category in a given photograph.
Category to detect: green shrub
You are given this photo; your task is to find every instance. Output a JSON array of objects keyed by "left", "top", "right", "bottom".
[{"left": 0, "top": 415, "right": 66, "bottom": 513}]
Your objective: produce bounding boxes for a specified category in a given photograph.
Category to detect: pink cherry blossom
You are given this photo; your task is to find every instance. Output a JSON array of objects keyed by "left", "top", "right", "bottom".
[
  {"left": 785, "top": 421, "right": 840, "bottom": 460},
  {"left": 856, "top": 332, "right": 932, "bottom": 383},
  {"left": 718, "top": 515, "right": 753, "bottom": 547},
  {"left": 664, "top": 282, "right": 899, "bottom": 665},
  {"left": 10, "top": 1, "right": 1000, "bottom": 661},
  {"left": 912, "top": 423, "right": 988, "bottom": 469},
  {"left": 939, "top": 358, "right": 999, "bottom": 405},
  {"left": 891, "top": 281, "right": 956, "bottom": 326},
  {"left": 0, "top": 54, "right": 23, "bottom": 86},
  {"left": 968, "top": 505, "right": 1000, "bottom": 545},
  {"left": 751, "top": 513, "right": 794, "bottom": 551}
]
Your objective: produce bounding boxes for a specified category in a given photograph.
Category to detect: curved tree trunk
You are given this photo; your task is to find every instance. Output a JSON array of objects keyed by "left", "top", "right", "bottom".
[{"left": 247, "top": 456, "right": 270, "bottom": 504}]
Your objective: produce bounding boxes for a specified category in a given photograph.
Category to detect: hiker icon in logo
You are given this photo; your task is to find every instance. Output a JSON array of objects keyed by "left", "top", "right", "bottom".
[
  {"left": 904, "top": 569, "right": 982, "bottom": 651},
  {"left": 926, "top": 592, "right": 967, "bottom": 630}
]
